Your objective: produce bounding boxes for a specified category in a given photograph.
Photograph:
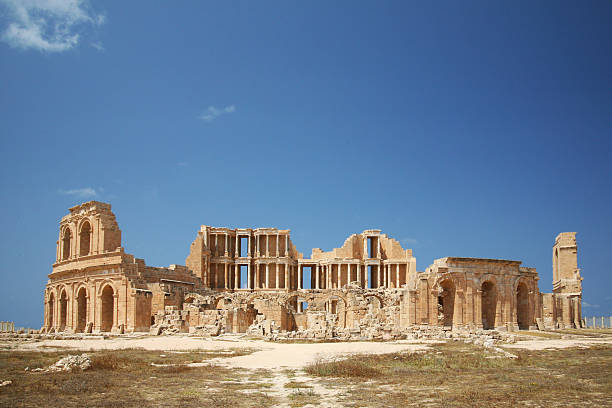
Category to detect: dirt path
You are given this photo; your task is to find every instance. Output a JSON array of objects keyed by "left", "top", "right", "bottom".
[
  {"left": 502, "top": 337, "right": 612, "bottom": 351},
  {"left": 15, "top": 335, "right": 437, "bottom": 369}
]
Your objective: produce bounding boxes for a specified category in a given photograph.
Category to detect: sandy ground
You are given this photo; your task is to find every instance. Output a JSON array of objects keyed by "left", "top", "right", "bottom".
[
  {"left": 14, "top": 335, "right": 439, "bottom": 369},
  {"left": 10, "top": 333, "right": 612, "bottom": 369}
]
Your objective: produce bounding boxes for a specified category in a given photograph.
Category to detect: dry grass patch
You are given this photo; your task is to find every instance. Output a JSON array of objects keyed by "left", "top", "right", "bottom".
[
  {"left": 0, "top": 349, "right": 277, "bottom": 408},
  {"left": 306, "top": 342, "right": 612, "bottom": 407},
  {"left": 288, "top": 387, "right": 319, "bottom": 407}
]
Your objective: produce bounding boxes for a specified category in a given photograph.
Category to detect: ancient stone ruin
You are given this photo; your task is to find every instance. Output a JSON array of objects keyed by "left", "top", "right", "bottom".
[{"left": 42, "top": 201, "right": 583, "bottom": 339}]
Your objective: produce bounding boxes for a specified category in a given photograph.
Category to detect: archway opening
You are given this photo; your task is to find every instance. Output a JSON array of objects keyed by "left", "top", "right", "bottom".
[
  {"left": 517, "top": 282, "right": 529, "bottom": 330},
  {"left": 76, "top": 287, "right": 87, "bottom": 332},
  {"left": 101, "top": 285, "right": 114, "bottom": 332},
  {"left": 79, "top": 221, "right": 91, "bottom": 256},
  {"left": 62, "top": 229, "right": 71, "bottom": 260},
  {"left": 59, "top": 290, "right": 68, "bottom": 331},
  {"left": 48, "top": 293, "right": 55, "bottom": 328},
  {"left": 438, "top": 280, "right": 455, "bottom": 327},
  {"left": 481, "top": 281, "right": 497, "bottom": 330}
]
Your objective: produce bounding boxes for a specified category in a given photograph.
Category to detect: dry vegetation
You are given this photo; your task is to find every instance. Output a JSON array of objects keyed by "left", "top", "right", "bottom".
[
  {"left": 0, "top": 348, "right": 277, "bottom": 408},
  {"left": 1, "top": 342, "right": 611, "bottom": 407},
  {"left": 306, "top": 342, "right": 612, "bottom": 407}
]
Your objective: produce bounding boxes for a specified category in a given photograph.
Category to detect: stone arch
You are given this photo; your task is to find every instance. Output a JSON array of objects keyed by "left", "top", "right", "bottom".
[
  {"left": 322, "top": 294, "right": 348, "bottom": 328},
  {"left": 48, "top": 291, "right": 55, "bottom": 329},
  {"left": 516, "top": 281, "right": 530, "bottom": 330},
  {"left": 363, "top": 293, "right": 384, "bottom": 308},
  {"left": 481, "top": 280, "right": 497, "bottom": 330},
  {"left": 100, "top": 284, "right": 115, "bottom": 332},
  {"left": 75, "top": 286, "right": 88, "bottom": 333},
  {"left": 59, "top": 288, "right": 68, "bottom": 331},
  {"left": 437, "top": 279, "right": 455, "bottom": 327},
  {"left": 61, "top": 226, "right": 73, "bottom": 260},
  {"left": 79, "top": 220, "right": 92, "bottom": 256}
]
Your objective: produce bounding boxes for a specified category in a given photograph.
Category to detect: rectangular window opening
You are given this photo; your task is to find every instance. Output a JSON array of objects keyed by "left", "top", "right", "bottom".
[
  {"left": 240, "top": 237, "right": 248, "bottom": 258},
  {"left": 302, "top": 266, "right": 312, "bottom": 289},
  {"left": 240, "top": 265, "right": 248, "bottom": 288}
]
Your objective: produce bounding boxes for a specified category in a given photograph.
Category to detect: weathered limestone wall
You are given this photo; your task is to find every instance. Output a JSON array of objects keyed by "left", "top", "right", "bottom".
[{"left": 43, "top": 201, "right": 583, "bottom": 337}]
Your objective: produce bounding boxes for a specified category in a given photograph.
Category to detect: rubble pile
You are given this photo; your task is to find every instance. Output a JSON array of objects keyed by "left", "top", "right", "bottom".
[{"left": 28, "top": 354, "right": 92, "bottom": 372}]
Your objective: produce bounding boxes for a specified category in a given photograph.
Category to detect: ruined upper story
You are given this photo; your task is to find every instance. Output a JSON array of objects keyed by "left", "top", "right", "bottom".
[
  {"left": 54, "top": 201, "right": 122, "bottom": 266},
  {"left": 309, "top": 230, "right": 414, "bottom": 262},
  {"left": 553, "top": 232, "right": 582, "bottom": 294},
  {"left": 425, "top": 257, "right": 538, "bottom": 280},
  {"left": 186, "top": 225, "right": 301, "bottom": 260},
  {"left": 50, "top": 201, "right": 200, "bottom": 286}
]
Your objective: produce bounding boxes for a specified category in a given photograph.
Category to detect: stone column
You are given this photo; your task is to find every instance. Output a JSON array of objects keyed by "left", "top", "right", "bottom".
[
  {"left": 336, "top": 264, "right": 340, "bottom": 288},
  {"left": 298, "top": 265, "right": 302, "bottom": 289},
  {"left": 275, "top": 264, "right": 280, "bottom": 289},
  {"left": 248, "top": 235, "right": 252, "bottom": 257},
  {"left": 285, "top": 264, "right": 289, "bottom": 290},
  {"left": 357, "top": 264, "right": 362, "bottom": 287},
  {"left": 113, "top": 294, "right": 118, "bottom": 331},
  {"left": 235, "top": 264, "right": 240, "bottom": 289},
  {"left": 225, "top": 234, "right": 229, "bottom": 256},
  {"left": 475, "top": 289, "right": 483, "bottom": 328},
  {"left": 265, "top": 264, "right": 270, "bottom": 289},
  {"left": 454, "top": 290, "right": 464, "bottom": 327},
  {"left": 383, "top": 264, "right": 387, "bottom": 288},
  {"left": 224, "top": 264, "right": 229, "bottom": 289},
  {"left": 285, "top": 235, "right": 289, "bottom": 257},
  {"left": 214, "top": 234, "right": 218, "bottom": 257},
  {"left": 364, "top": 265, "right": 369, "bottom": 289},
  {"left": 266, "top": 235, "right": 269, "bottom": 257},
  {"left": 276, "top": 234, "right": 279, "bottom": 257},
  {"left": 315, "top": 265, "right": 320, "bottom": 289},
  {"left": 235, "top": 234, "right": 239, "bottom": 257},
  {"left": 573, "top": 298, "right": 581, "bottom": 328},
  {"left": 396, "top": 264, "right": 400, "bottom": 288},
  {"left": 378, "top": 265, "right": 383, "bottom": 288}
]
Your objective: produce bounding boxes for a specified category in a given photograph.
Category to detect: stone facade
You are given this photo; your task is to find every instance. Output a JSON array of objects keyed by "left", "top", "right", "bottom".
[{"left": 42, "top": 201, "right": 582, "bottom": 336}]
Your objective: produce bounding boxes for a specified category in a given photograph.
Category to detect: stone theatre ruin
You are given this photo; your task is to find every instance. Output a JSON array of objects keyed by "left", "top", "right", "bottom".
[{"left": 42, "top": 201, "right": 584, "bottom": 338}]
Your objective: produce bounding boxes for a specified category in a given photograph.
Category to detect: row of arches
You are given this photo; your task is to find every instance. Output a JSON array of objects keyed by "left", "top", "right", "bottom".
[
  {"left": 60, "top": 220, "right": 92, "bottom": 260},
  {"left": 436, "top": 279, "right": 532, "bottom": 330},
  {"left": 46, "top": 284, "right": 115, "bottom": 332}
]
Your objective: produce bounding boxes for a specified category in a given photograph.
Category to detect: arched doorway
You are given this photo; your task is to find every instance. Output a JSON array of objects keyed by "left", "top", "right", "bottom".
[
  {"left": 62, "top": 229, "right": 71, "bottom": 260},
  {"left": 76, "top": 287, "right": 87, "bottom": 332},
  {"left": 48, "top": 293, "right": 55, "bottom": 329},
  {"left": 59, "top": 290, "right": 68, "bottom": 331},
  {"left": 79, "top": 221, "right": 91, "bottom": 256},
  {"left": 438, "top": 280, "right": 455, "bottom": 327},
  {"left": 516, "top": 282, "right": 529, "bottom": 330},
  {"left": 481, "top": 281, "right": 497, "bottom": 330},
  {"left": 100, "top": 285, "right": 114, "bottom": 332}
]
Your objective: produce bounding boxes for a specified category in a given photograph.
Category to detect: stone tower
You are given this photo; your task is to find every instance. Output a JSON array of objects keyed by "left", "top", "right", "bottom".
[
  {"left": 55, "top": 201, "right": 122, "bottom": 262},
  {"left": 552, "top": 232, "right": 583, "bottom": 328}
]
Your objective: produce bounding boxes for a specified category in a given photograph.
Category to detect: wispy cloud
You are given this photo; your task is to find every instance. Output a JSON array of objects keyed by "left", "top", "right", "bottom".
[
  {"left": 199, "top": 105, "right": 236, "bottom": 122},
  {"left": 0, "top": 0, "right": 105, "bottom": 52},
  {"left": 59, "top": 187, "right": 98, "bottom": 198},
  {"left": 402, "top": 237, "right": 418, "bottom": 246},
  {"left": 90, "top": 40, "right": 104, "bottom": 51},
  {"left": 583, "top": 301, "right": 600, "bottom": 308}
]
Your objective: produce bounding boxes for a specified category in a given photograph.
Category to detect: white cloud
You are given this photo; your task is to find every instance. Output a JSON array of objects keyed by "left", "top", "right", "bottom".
[
  {"left": 582, "top": 302, "right": 600, "bottom": 308},
  {"left": 402, "top": 237, "right": 418, "bottom": 246},
  {"left": 90, "top": 40, "right": 104, "bottom": 51},
  {"left": 59, "top": 187, "right": 98, "bottom": 198},
  {"left": 199, "top": 105, "right": 236, "bottom": 122},
  {"left": 0, "top": 0, "right": 105, "bottom": 52}
]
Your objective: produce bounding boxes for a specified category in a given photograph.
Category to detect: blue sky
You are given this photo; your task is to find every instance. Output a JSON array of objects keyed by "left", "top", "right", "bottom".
[{"left": 1, "top": 1, "right": 611, "bottom": 328}]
